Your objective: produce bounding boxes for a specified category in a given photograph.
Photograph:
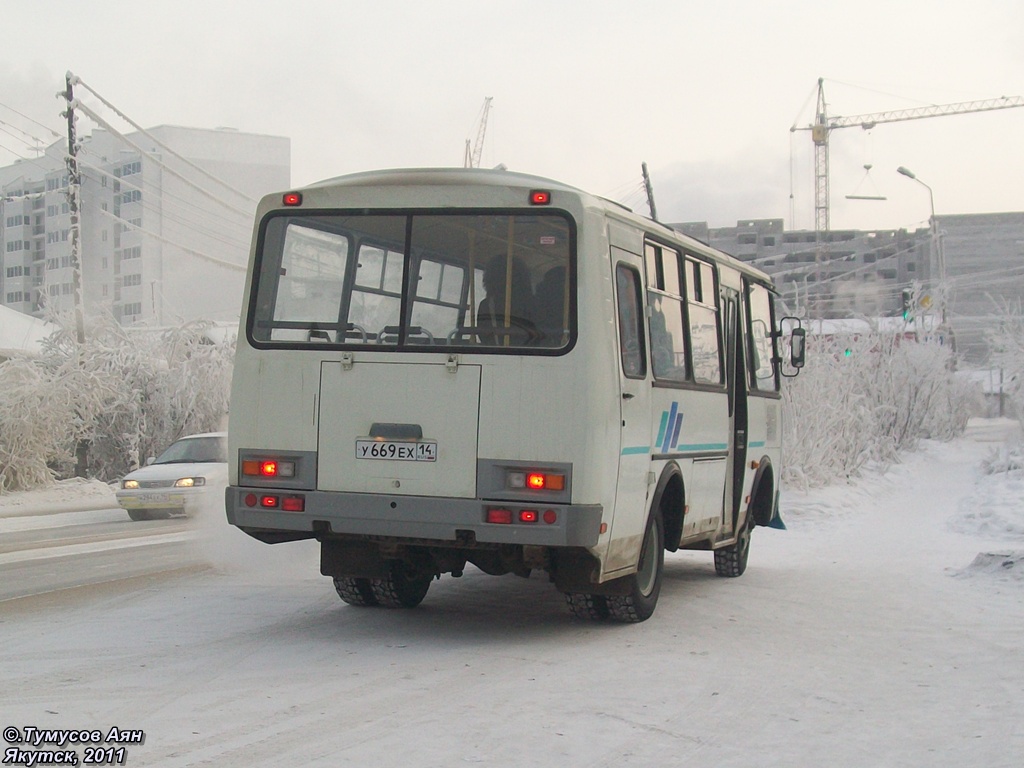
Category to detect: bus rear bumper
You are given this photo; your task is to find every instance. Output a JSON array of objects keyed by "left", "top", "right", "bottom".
[{"left": 225, "top": 486, "right": 603, "bottom": 548}]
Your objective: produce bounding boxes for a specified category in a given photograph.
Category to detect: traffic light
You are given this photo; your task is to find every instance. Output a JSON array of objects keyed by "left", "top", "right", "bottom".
[{"left": 901, "top": 288, "right": 913, "bottom": 320}]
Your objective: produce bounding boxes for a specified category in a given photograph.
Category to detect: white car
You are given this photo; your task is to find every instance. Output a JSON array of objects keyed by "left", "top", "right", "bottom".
[{"left": 116, "top": 432, "right": 228, "bottom": 521}]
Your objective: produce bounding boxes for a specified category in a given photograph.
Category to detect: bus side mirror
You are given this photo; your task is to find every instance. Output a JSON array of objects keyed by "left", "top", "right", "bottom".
[
  {"left": 779, "top": 317, "right": 805, "bottom": 377},
  {"left": 790, "top": 327, "right": 806, "bottom": 369}
]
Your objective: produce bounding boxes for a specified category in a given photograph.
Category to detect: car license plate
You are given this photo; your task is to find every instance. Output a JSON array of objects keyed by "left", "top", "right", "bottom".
[{"left": 355, "top": 439, "right": 437, "bottom": 462}]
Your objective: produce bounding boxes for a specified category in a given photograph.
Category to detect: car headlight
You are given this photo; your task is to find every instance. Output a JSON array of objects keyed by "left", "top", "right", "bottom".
[
  {"left": 122, "top": 479, "right": 140, "bottom": 490},
  {"left": 174, "top": 477, "right": 206, "bottom": 488}
]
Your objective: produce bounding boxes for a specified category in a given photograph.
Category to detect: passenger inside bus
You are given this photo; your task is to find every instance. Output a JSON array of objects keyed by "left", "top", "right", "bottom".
[
  {"left": 533, "top": 266, "right": 567, "bottom": 346},
  {"left": 476, "top": 254, "right": 538, "bottom": 344}
]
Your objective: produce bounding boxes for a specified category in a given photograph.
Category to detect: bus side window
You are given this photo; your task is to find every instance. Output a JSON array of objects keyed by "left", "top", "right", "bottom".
[
  {"left": 686, "top": 258, "right": 722, "bottom": 385},
  {"left": 646, "top": 244, "right": 687, "bottom": 382},
  {"left": 615, "top": 264, "right": 646, "bottom": 378},
  {"left": 747, "top": 282, "right": 779, "bottom": 391}
]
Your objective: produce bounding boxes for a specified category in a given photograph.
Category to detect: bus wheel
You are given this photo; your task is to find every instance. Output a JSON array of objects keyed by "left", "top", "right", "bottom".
[
  {"left": 606, "top": 512, "right": 664, "bottom": 623},
  {"left": 714, "top": 520, "right": 752, "bottom": 578},
  {"left": 564, "top": 592, "right": 609, "bottom": 620},
  {"left": 370, "top": 562, "right": 432, "bottom": 608},
  {"left": 333, "top": 577, "right": 379, "bottom": 607}
]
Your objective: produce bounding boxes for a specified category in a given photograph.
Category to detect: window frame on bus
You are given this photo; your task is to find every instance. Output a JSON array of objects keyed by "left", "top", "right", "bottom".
[
  {"left": 614, "top": 262, "right": 647, "bottom": 379},
  {"left": 246, "top": 208, "right": 578, "bottom": 357},
  {"left": 744, "top": 278, "right": 782, "bottom": 395},
  {"left": 643, "top": 238, "right": 725, "bottom": 392}
]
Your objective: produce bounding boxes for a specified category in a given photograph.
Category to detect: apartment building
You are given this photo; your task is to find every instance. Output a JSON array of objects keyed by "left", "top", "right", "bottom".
[{"left": 1, "top": 125, "right": 289, "bottom": 326}]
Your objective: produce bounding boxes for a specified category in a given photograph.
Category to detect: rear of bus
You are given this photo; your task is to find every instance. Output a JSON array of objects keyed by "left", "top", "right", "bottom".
[{"left": 226, "top": 169, "right": 614, "bottom": 610}]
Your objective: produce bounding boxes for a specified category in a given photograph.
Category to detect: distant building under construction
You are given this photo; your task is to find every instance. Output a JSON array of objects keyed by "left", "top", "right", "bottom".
[{"left": 672, "top": 213, "right": 1024, "bottom": 364}]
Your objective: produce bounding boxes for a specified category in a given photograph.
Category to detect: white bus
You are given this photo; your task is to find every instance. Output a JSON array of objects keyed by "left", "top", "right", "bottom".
[{"left": 226, "top": 168, "right": 804, "bottom": 622}]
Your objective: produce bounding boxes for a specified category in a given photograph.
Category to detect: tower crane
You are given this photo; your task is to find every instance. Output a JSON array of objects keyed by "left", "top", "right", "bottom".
[
  {"left": 463, "top": 97, "right": 493, "bottom": 168},
  {"left": 791, "top": 78, "right": 1024, "bottom": 235}
]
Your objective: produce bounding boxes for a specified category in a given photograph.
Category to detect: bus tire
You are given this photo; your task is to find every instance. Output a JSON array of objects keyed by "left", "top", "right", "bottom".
[
  {"left": 714, "top": 519, "right": 751, "bottom": 578},
  {"left": 333, "top": 576, "right": 379, "bottom": 607},
  {"left": 605, "top": 512, "right": 664, "bottom": 623},
  {"left": 564, "top": 592, "right": 609, "bottom": 621},
  {"left": 127, "top": 510, "right": 151, "bottom": 522},
  {"left": 370, "top": 562, "right": 432, "bottom": 608}
]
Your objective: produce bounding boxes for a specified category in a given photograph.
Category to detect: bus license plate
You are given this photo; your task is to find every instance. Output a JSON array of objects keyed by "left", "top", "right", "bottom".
[{"left": 355, "top": 439, "right": 437, "bottom": 462}]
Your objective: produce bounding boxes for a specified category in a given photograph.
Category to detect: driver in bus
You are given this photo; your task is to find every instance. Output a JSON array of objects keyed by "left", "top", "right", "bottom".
[{"left": 476, "top": 254, "right": 537, "bottom": 344}]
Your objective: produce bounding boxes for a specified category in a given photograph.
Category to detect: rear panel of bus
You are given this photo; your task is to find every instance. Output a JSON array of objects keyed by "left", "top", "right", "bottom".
[{"left": 226, "top": 171, "right": 620, "bottom": 566}]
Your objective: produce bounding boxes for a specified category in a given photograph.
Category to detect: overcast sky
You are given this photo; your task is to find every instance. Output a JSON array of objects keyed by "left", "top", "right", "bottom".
[{"left": 2, "top": 1, "right": 1022, "bottom": 231}]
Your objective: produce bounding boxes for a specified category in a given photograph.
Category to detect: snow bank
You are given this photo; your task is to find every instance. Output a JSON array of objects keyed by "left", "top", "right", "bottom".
[
  {"left": 953, "top": 551, "right": 1024, "bottom": 582},
  {"left": 0, "top": 476, "right": 116, "bottom": 517}
]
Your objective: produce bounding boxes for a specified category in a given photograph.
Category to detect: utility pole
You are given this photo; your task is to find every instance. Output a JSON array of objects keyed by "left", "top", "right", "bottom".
[
  {"left": 62, "top": 72, "right": 86, "bottom": 346},
  {"left": 641, "top": 162, "right": 658, "bottom": 222},
  {"left": 62, "top": 72, "right": 89, "bottom": 477}
]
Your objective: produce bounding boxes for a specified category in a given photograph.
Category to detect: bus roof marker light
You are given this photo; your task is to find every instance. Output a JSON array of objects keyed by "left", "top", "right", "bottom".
[
  {"left": 282, "top": 192, "right": 302, "bottom": 206},
  {"left": 529, "top": 190, "right": 551, "bottom": 205}
]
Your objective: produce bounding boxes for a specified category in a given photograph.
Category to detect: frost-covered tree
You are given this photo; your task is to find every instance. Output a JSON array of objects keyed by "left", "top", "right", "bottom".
[
  {"left": 782, "top": 325, "right": 972, "bottom": 489},
  {"left": 987, "top": 300, "right": 1024, "bottom": 421},
  {"left": 0, "top": 314, "right": 234, "bottom": 491}
]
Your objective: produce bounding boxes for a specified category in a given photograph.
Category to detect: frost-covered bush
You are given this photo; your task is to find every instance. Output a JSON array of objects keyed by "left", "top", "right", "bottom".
[
  {"left": 980, "top": 443, "right": 1024, "bottom": 476},
  {"left": 987, "top": 300, "right": 1024, "bottom": 421},
  {"left": 0, "top": 358, "right": 92, "bottom": 490},
  {"left": 782, "top": 327, "right": 971, "bottom": 489},
  {"left": 0, "top": 315, "right": 234, "bottom": 491}
]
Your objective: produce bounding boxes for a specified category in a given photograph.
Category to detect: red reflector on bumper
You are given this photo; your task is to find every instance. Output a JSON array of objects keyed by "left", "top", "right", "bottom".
[
  {"left": 281, "top": 496, "right": 305, "bottom": 512},
  {"left": 486, "top": 508, "right": 513, "bottom": 524}
]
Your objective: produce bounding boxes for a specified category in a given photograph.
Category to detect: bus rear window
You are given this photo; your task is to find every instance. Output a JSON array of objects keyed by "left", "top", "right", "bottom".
[{"left": 250, "top": 212, "right": 574, "bottom": 352}]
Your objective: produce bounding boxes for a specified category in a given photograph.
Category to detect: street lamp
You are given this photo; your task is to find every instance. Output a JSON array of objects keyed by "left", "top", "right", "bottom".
[{"left": 897, "top": 166, "right": 951, "bottom": 350}]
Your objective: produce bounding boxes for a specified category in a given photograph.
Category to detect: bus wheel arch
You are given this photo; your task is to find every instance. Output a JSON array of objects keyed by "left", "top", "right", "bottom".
[
  {"left": 748, "top": 458, "right": 776, "bottom": 528},
  {"left": 653, "top": 463, "right": 686, "bottom": 553}
]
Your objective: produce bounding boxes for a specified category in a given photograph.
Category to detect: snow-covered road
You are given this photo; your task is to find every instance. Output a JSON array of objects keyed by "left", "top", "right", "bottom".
[{"left": 1, "top": 421, "right": 1021, "bottom": 767}]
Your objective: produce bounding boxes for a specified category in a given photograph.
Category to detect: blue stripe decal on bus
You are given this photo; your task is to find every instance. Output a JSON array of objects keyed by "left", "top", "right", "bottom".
[
  {"left": 674, "top": 443, "right": 729, "bottom": 452},
  {"left": 621, "top": 446, "right": 651, "bottom": 456},
  {"left": 654, "top": 411, "right": 669, "bottom": 449},
  {"left": 661, "top": 401, "right": 679, "bottom": 453},
  {"left": 749, "top": 440, "right": 766, "bottom": 448},
  {"left": 669, "top": 410, "right": 684, "bottom": 448}
]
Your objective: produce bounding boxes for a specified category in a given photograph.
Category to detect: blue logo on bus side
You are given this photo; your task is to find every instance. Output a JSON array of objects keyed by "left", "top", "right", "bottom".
[{"left": 655, "top": 402, "right": 684, "bottom": 453}]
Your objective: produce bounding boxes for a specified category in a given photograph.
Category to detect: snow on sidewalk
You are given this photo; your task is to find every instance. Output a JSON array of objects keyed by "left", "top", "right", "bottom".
[{"left": 0, "top": 477, "right": 118, "bottom": 518}]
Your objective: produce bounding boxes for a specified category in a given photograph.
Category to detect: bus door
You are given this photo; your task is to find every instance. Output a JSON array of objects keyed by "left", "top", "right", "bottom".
[
  {"left": 607, "top": 248, "right": 652, "bottom": 574},
  {"left": 721, "top": 287, "right": 748, "bottom": 535}
]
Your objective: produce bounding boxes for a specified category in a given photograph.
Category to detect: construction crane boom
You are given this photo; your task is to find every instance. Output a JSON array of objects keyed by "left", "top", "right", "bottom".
[
  {"left": 464, "top": 97, "right": 493, "bottom": 168},
  {"left": 792, "top": 78, "right": 1024, "bottom": 234},
  {"left": 827, "top": 95, "right": 1024, "bottom": 130}
]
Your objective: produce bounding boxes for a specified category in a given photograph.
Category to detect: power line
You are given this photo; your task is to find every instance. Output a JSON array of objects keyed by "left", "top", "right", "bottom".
[
  {"left": 71, "top": 100, "right": 254, "bottom": 219},
  {"left": 0, "top": 101, "right": 62, "bottom": 139},
  {"left": 71, "top": 73, "right": 257, "bottom": 205},
  {"left": 76, "top": 155, "right": 251, "bottom": 245},
  {"left": 93, "top": 206, "right": 246, "bottom": 272},
  {"left": 0, "top": 141, "right": 55, "bottom": 173}
]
